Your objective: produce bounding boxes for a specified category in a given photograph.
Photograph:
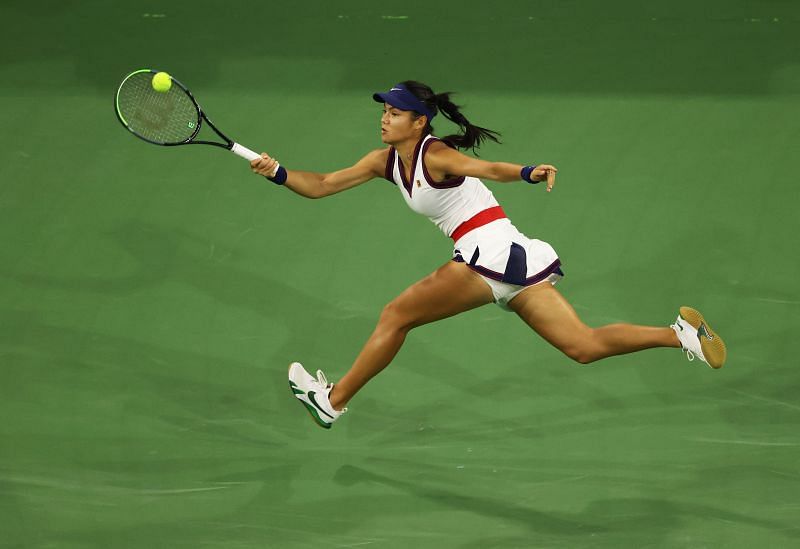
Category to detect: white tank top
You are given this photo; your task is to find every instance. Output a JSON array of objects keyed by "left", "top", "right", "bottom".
[{"left": 385, "top": 134, "right": 500, "bottom": 238}]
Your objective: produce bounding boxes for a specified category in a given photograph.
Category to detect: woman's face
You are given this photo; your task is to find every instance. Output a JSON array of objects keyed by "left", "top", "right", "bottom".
[{"left": 380, "top": 104, "right": 425, "bottom": 144}]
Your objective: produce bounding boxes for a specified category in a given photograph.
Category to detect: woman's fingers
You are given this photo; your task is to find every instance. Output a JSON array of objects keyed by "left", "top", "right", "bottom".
[
  {"left": 545, "top": 167, "right": 556, "bottom": 192},
  {"left": 532, "top": 164, "right": 558, "bottom": 191},
  {"left": 251, "top": 153, "right": 278, "bottom": 176}
]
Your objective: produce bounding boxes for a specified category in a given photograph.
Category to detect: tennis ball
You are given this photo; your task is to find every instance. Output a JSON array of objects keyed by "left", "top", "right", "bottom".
[{"left": 152, "top": 72, "right": 172, "bottom": 93}]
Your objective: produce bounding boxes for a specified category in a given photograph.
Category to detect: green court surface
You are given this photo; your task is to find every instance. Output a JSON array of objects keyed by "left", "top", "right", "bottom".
[{"left": 2, "top": 1, "right": 799, "bottom": 547}]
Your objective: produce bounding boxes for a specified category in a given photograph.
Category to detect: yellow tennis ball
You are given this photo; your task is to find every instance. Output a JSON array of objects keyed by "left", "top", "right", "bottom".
[{"left": 152, "top": 71, "right": 172, "bottom": 93}]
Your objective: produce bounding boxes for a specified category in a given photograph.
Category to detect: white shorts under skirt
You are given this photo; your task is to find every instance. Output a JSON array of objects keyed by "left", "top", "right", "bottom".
[{"left": 452, "top": 218, "right": 563, "bottom": 310}]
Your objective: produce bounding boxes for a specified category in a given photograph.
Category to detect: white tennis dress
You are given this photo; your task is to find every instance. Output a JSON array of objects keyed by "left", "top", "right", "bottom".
[{"left": 384, "top": 134, "right": 562, "bottom": 308}]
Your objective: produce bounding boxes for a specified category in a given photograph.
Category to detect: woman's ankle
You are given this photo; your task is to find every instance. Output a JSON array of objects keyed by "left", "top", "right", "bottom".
[{"left": 329, "top": 384, "right": 348, "bottom": 411}]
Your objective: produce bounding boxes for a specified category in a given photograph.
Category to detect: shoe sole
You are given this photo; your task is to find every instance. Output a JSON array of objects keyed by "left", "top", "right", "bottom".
[
  {"left": 288, "top": 365, "right": 332, "bottom": 429},
  {"left": 679, "top": 306, "right": 727, "bottom": 369}
]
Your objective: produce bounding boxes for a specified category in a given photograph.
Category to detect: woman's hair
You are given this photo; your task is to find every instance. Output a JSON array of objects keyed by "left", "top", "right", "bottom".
[{"left": 402, "top": 80, "right": 500, "bottom": 154}]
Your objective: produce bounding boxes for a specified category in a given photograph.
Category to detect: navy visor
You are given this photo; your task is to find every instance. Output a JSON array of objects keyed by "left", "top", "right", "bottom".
[{"left": 373, "top": 83, "right": 436, "bottom": 121}]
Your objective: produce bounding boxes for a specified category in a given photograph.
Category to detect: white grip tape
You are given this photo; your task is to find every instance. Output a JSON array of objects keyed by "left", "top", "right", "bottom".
[{"left": 231, "top": 143, "right": 261, "bottom": 162}]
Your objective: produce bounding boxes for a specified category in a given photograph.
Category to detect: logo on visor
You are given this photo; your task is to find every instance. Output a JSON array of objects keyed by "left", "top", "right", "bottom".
[{"left": 390, "top": 87, "right": 402, "bottom": 91}]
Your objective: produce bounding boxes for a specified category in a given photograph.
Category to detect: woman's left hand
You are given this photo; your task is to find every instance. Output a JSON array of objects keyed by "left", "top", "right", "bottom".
[{"left": 532, "top": 164, "right": 557, "bottom": 192}]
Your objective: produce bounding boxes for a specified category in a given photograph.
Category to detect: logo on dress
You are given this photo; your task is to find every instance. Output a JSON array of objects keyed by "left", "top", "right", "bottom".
[{"left": 416, "top": 180, "right": 421, "bottom": 187}]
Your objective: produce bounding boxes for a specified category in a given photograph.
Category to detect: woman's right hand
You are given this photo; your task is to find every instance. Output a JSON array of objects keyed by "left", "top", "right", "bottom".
[{"left": 250, "top": 153, "right": 280, "bottom": 178}]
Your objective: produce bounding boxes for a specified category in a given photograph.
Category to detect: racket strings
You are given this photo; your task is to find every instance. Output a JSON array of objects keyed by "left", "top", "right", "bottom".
[{"left": 117, "top": 73, "right": 198, "bottom": 144}]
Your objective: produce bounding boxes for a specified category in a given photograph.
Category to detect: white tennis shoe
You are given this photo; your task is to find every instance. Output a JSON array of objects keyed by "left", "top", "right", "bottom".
[
  {"left": 670, "top": 306, "right": 727, "bottom": 369},
  {"left": 288, "top": 362, "right": 346, "bottom": 429}
]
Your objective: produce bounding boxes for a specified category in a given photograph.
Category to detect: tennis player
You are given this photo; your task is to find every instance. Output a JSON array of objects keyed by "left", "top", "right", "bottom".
[{"left": 250, "top": 81, "right": 727, "bottom": 429}]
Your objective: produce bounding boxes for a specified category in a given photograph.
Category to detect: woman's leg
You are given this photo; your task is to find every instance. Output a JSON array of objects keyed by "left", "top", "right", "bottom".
[
  {"left": 329, "top": 261, "right": 494, "bottom": 409},
  {"left": 508, "top": 282, "right": 680, "bottom": 364}
]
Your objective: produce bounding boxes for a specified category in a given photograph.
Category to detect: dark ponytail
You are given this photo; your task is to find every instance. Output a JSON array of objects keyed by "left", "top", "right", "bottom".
[{"left": 401, "top": 80, "right": 501, "bottom": 154}]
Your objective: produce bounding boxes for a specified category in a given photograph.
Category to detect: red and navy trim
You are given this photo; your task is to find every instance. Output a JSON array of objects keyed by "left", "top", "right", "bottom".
[{"left": 450, "top": 206, "right": 506, "bottom": 242}]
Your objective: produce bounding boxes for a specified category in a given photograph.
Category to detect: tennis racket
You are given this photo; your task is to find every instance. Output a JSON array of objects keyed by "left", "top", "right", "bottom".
[{"left": 114, "top": 68, "right": 261, "bottom": 162}]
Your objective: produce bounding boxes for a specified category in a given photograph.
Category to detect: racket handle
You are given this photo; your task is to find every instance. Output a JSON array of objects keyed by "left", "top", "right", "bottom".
[{"left": 231, "top": 143, "right": 261, "bottom": 162}]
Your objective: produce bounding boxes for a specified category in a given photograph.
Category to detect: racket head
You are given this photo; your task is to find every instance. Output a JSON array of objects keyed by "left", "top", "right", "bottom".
[{"left": 115, "top": 69, "right": 202, "bottom": 146}]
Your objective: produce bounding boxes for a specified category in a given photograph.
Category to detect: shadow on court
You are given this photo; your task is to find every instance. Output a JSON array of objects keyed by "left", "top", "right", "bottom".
[
  {"left": 335, "top": 464, "right": 603, "bottom": 536},
  {"left": 335, "top": 464, "right": 797, "bottom": 546}
]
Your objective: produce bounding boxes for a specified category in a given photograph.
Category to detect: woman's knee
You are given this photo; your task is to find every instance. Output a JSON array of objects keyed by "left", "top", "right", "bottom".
[
  {"left": 562, "top": 346, "right": 595, "bottom": 364},
  {"left": 569, "top": 350, "right": 598, "bottom": 365},
  {"left": 378, "top": 299, "right": 415, "bottom": 333},
  {"left": 561, "top": 330, "right": 601, "bottom": 364}
]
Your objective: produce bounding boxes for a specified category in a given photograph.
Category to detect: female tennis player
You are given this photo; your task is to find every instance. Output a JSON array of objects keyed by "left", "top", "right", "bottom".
[{"left": 250, "top": 81, "right": 727, "bottom": 429}]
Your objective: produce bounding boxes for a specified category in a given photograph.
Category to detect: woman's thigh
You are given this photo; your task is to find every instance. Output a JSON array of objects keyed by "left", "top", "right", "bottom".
[
  {"left": 507, "top": 282, "right": 593, "bottom": 352},
  {"left": 384, "top": 261, "right": 495, "bottom": 329}
]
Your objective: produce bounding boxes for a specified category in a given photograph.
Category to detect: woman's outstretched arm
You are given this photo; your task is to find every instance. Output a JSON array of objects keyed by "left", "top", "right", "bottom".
[
  {"left": 250, "top": 148, "right": 389, "bottom": 199},
  {"left": 425, "top": 141, "right": 558, "bottom": 191}
]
